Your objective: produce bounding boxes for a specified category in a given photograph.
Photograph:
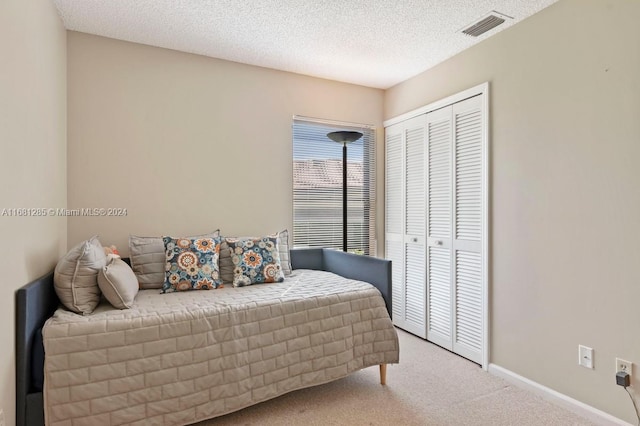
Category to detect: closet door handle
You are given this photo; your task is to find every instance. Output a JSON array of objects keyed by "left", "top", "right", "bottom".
[
  {"left": 434, "top": 240, "right": 443, "bottom": 246},
  {"left": 411, "top": 237, "right": 418, "bottom": 243}
]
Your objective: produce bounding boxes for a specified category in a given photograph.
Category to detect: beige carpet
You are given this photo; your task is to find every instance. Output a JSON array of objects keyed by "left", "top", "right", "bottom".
[{"left": 195, "top": 329, "right": 597, "bottom": 425}]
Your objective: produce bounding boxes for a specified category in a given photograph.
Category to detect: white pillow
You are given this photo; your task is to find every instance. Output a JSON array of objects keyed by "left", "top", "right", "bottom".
[
  {"left": 54, "top": 236, "right": 107, "bottom": 315},
  {"left": 277, "top": 229, "right": 292, "bottom": 276},
  {"left": 98, "top": 258, "right": 139, "bottom": 309}
]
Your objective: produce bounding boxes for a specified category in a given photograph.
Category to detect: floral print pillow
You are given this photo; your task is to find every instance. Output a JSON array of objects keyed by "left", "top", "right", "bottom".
[
  {"left": 162, "top": 236, "right": 222, "bottom": 292},
  {"left": 225, "top": 236, "right": 285, "bottom": 287}
]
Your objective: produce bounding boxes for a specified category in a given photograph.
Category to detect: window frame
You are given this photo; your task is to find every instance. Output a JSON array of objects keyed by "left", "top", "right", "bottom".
[{"left": 292, "top": 116, "right": 376, "bottom": 255}]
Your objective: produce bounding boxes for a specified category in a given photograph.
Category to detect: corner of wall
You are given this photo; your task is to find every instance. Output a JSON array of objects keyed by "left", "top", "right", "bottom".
[{"left": 0, "top": 0, "right": 67, "bottom": 423}]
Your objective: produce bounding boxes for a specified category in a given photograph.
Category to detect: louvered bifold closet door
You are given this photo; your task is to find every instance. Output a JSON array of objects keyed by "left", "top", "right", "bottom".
[
  {"left": 403, "top": 116, "right": 427, "bottom": 337},
  {"left": 451, "top": 95, "right": 483, "bottom": 364},
  {"left": 425, "top": 107, "right": 453, "bottom": 349},
  {"left": 386, "top": 86, "right": 486, "bottom": 365},
  {"left": 385, "top": 126, "right": 404, "bottom": 325}
]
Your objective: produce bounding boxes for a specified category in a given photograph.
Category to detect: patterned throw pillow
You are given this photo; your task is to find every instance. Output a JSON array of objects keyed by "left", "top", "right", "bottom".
[
  {"left": 162, "top": 236, "right": 222, "bottom": 292},
  {"left": 225, "top": 236, "right": 285, "bottom": 287},
  {"left": 219, "top": 229, "right": 291, "bottom": 284},
  {"left": 130, "top": 230, "right": 220, "bottom": 289}
]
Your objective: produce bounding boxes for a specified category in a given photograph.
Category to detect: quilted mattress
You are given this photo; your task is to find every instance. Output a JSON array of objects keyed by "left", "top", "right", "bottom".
[{"left": 43, "top": 269, "right": 399, "bottom": 426}]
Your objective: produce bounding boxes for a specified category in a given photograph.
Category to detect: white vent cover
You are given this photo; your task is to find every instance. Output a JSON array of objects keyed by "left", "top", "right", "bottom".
[{"left": 461, "top": 11, "right": 513, "bottom": 37}]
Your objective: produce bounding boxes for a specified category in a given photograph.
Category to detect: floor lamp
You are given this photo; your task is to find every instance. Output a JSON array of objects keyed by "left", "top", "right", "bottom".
[{"left": 327, "top": 131, "right": 363, "bottom": 252}]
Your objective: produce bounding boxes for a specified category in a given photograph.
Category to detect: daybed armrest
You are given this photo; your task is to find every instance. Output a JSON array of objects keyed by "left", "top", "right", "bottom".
[
  {"left": 290, "top": 248, "right": 392, "bottom": 318},
  {"left": 322, "top": 250, "right": 392, "bottom": 317}
]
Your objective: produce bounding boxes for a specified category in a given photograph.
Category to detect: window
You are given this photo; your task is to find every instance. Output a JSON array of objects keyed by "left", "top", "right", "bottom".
[{"left": 292, "top": 116, "right": 376, "bottom": 255}]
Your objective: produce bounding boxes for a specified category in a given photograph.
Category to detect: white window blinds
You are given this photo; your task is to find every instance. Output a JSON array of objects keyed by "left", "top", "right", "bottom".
[{"left": 292, "top": 117, "right": 376, "bottom": 255}]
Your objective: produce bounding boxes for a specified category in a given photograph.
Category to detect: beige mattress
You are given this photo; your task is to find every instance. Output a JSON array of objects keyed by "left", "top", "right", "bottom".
[{"left": 43, "top": 269, "right": 399, "bottom": 426}]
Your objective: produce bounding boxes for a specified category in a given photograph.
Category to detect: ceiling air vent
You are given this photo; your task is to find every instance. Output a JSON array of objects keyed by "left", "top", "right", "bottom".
[{"left": 461, "top": 11, "right": 512, "bottom": 37}]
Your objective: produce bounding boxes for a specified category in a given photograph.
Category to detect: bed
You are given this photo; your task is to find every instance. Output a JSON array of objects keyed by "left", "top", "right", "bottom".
[{"left": 16, "top": 248, "right": 397, "bottom": 426}]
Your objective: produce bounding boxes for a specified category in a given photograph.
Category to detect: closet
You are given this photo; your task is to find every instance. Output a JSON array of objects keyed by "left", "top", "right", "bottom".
[{"left": 385, "top": 85, "right": 487, "bottom": 365}]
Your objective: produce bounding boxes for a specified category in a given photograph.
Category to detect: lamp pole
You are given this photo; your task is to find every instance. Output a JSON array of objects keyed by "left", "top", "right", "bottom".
[
  {"left": 341, "top": 142, "right": 347, "bottom": 252},
  {"left": 327, "top": 131, "right": 363, "bottom": 252}
]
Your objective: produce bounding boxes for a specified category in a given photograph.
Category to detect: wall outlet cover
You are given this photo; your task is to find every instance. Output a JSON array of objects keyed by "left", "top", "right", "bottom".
[
  {"left": 578, "top": 345, "right": 594, "bottom": 369},
  {"left": 616, "top": 358, "right": 632, "bottom": 376}
]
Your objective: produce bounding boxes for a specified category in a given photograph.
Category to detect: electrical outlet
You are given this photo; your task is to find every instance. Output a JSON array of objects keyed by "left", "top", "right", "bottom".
[
  {"left": 579, "top": 345, "right": 594, "bottom": 369},
  {"left": 616, "top": 358, "right": 633, "bottom": 377}
]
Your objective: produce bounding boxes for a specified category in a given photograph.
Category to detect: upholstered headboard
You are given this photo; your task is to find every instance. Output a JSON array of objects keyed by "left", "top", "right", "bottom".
[{"left": 16, "top": 271, "right": 59, "bottom": 426}]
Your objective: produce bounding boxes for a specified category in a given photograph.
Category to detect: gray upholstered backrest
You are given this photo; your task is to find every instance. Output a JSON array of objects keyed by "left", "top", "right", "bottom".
[
  {"left": 16, "top": 271, "right": 59, "bottom": 426},
  {"left": 289, "top": 248, "right": 324, "bottom": 271}
]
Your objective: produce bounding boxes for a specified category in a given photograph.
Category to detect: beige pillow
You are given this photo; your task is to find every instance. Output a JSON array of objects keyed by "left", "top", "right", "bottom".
[
  {"left": 220, "top": 230, "right": 291, "bottom": 284},
  {"left": 98, "top": 258, "right": 139, "bottom": 309},
  {"left": 129, "top": 230, "right": 220, "bottom": 289},
  {"left": 219, "top": 240, "right": 235, "bottom": 285},
  {"left": 277, "top": 229, "right": 292, "bottom": 276},
  {"left": 54, "top": 236, "right": 107, "bottom": 315}
]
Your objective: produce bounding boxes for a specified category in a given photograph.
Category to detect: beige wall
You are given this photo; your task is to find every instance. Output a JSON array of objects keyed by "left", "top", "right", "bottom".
[
  {"left": 0, "top": 0, "right": 67, "bottom": 424},
  {"left": 385, "top": 0, "right": 640, "bottom": 422},
  {"left": 67, "top": 32, "right": 385, "bottom": 256}
]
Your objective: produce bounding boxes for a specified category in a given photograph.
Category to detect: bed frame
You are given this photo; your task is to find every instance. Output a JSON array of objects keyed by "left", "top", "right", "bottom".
[{"left": 15, "top": 248, "right": 392, "bottom": 426}]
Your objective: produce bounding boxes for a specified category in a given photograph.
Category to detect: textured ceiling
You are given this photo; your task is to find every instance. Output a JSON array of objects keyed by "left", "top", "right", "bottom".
[{"left": 53, "top": 0, "right": 559, "bottom": 89}]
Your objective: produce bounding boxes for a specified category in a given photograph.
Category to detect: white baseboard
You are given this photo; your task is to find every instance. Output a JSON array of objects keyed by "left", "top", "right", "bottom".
[{"left": 488, "top": 364, "right": 631, "bottom": 426}]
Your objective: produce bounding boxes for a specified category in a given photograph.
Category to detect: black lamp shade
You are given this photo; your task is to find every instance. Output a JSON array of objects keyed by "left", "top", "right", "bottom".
[{"left": 327, "top": 131, "right": 363, "bottom": 144}]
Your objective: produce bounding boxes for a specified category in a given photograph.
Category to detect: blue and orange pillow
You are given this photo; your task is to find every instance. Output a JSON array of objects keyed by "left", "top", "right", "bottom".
[
  {"left": 162, "top": 236, "right": 223, "bottom": 292},
  {"left": 225, "top": 236, "right": 285, "bottom": 287}
]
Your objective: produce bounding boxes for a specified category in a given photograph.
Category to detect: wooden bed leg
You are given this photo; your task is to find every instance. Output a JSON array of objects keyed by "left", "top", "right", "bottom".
[{"left": 379, "top": 364, "right": 387, "bottom": 385}]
